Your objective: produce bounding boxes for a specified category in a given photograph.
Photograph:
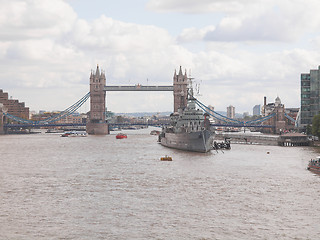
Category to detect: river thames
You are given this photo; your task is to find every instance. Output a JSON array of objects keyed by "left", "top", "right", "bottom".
[{"left": 0, "top": 128, "right": 320, "bottom": 240}]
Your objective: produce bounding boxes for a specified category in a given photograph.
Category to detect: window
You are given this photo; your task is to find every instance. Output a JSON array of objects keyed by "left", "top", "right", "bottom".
[
  {"left": 301, "top": 81, "right": 310, "bottom": 86},
  {"left": 301, "top": 87, "right": 310, "bottom": 93}
]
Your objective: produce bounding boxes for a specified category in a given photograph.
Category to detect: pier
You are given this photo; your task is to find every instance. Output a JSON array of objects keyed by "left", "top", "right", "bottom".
[
  {"left": 216, "top": 132, "right": 312, "bottom": 146},
  {"left": 278, "top": 132, "right": 311, "bottom": 146},
  {"left": 216, "top": 132, "right": 279, "bottom": 146}
]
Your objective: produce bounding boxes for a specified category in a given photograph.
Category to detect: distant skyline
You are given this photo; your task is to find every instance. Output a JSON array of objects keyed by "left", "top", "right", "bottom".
[{"left": 1, "top": 0, "right": 320, "bottom": 113}]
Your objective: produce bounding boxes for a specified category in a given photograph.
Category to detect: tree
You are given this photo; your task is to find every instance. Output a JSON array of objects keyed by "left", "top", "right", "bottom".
[
  {"left": 312, "top": 114, "right": 320, "bottom": 138},
  {"left": 306, "top": 124, "right": 312, "bottom": 135}
]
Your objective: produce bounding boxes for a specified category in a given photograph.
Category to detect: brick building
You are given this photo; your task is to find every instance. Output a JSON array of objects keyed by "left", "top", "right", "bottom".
[
  {"left": 262, "top": 96, "right": 286, "bottom": 134},
  {"left": 0, "top": 89, "right": 29, "bottom": 120}
]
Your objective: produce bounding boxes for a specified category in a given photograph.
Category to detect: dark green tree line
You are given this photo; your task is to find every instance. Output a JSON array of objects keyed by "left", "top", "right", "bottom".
[{"left": 312, "top": 114, "right": 320, "bottom": 138}]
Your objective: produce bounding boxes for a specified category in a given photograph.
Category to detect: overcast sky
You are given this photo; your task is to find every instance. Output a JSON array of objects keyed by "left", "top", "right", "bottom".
[{"left": 1, "top": 0, "right": 320, "bottom": 114}]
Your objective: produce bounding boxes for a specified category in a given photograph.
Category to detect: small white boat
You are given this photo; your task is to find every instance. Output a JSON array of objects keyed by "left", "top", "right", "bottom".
[
  {"left": 150, "top": 130, "right": 160, "bottom": 135},
  {"left": 61, "top": 131, "right": 87, "bottom": 137}
]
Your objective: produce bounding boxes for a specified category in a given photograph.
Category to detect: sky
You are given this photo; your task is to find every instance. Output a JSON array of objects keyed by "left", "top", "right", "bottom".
[{"left": 1, "top": 0, "right": 320, "bottom": 114}]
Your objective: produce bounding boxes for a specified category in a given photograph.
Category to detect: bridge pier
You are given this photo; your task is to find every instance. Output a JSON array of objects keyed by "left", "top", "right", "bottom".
[
  {"left": 86, "top": 65, "right": 109, "bottom": 135},
  {"left": 0, "top": 103, "right": 5, "bottom": 134},
  {"left": 86, "top": 121, "right": 109, "bottom": 135}
]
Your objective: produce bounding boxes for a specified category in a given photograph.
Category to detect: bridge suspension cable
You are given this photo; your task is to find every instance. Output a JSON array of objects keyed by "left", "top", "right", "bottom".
[
  {"left": 3, "top": 92, "right": 90, "bottom": 125},
  {"left": 42, "top": 92, "right": 90, "bottom": 123},
  {"left": 284, "top": 113, "right": 296, "bottom": 123},
  {"left": 194, "top": 97, "right": 276, "bottom": 127},
  {"left": 195, "top": 98, "right": 242, "bottom": 124}
]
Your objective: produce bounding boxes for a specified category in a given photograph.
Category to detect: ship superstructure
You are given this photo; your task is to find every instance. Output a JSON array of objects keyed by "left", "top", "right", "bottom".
[{"left": 158, "top": 73, "right": 214, "bottom": 152}]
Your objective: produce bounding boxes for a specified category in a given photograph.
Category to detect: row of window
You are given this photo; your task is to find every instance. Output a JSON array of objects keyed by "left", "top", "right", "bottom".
[
  {"left": 301, "top": 74, "right": 310, "bottom": 80},
  {"left": 301, "top": 72, "right": 320, "bottom": 125},
  {"left": 301, "top": 81, "right": 310, "bottom": 86},
  {"left": 301, "top": 87, "right": 310, "bottom": 93}
]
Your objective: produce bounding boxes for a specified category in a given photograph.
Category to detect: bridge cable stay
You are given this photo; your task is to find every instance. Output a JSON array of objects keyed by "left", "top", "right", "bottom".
[
  {"left": 3, "top": 92, "right": 90, "bottom": 125},
  {"left": 243, "top": 112, "right": 276, "bottom": 124},
  {"left": 194, "top": 97, "right": 277, "bottom": 126},
  {"left": 284, "top": 113, "right": 296, "bottom": 123},
  {"left": 3, "top": 112, "right": 33, "bottom": 124},
  {"left": 194, "top": 98, "right": 244, "bottom": 124},
  {"left": 194, "top": 100, "right": 243, "bottom": 125},
  {"left": 194, "top": 98, "right": 241, "bottom": 123},
  {"left": 43, "top": 92, "right": 90, "bottom": 123}
]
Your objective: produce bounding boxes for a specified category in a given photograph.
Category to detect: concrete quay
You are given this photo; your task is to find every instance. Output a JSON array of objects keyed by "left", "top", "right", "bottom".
[
  {"left": 215, "top": 132, "right": 280, "bottom": 146},
  {"left": 215, "top": 132, "right": 311, "bottom": 146}
]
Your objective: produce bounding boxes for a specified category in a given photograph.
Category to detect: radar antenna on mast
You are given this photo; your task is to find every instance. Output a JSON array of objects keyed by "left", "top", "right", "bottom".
[
  {"left": 195, "top": 83, "right": 201, "bottom": 96},
  {"left": 187, "top": 69, "right": 195, "bottom": 98},
  {"left": 188, "top": 69, "right": 201, "bottom": 97}
]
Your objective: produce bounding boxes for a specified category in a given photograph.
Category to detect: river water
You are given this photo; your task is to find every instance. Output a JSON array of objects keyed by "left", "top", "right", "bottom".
[{"left": 0, "top": 128, "right": 320, "bottom": 240}]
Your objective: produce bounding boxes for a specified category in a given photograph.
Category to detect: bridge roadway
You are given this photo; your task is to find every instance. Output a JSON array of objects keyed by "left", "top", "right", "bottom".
[
  {"left": 4, "top": 122, "right": 274, "bottom": 129},
  {"left": 104, "top": 85, "right": 173, "bottom": 91}
]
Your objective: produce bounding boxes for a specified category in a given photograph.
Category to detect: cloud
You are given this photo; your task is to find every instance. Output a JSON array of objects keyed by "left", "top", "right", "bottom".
[
  {"left": 150, "top": 0, "right": 320, "bottom": 43},
  {"left": 204, "top": 3, "right": 306, "bottom": 42},
  {"left": 192, "top": 46, "right": 320, "bottom": 112},
  {"left": 0, "top": 0, "right": 319, "bottom": 114},
  {"left": 0, "top": 0, "right": 77, "bottom": 40},
  {"left": 209, "top": 0, "right": 320, "bottom": 42},
  {"left": 147, "top": 0, "right": 254, "bottom": 14},
  {"left": 177, "top": 26, "right": 215, "bottom": 43},
  {"left": 65, "top": 15, "right": 196, "bottom": 85},
  {"left": 70, "top": 16, "right": 173, "bottom": 53},
  {"left": 0, "top": 0, "right": 195, "bottom": 112}
]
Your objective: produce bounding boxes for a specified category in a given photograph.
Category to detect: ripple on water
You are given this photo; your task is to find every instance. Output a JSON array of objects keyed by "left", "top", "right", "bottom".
[{"left": 0, "top": 133, "right": 319, "bottom": 239}]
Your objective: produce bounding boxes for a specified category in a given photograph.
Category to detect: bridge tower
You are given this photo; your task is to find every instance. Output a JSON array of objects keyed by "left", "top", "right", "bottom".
[
  {"left": 274, "top": 96, "right": 286, "bottom": 134},
  {"left": 86, "top": 65, "right": 109, "bottom": 135},
  {"left": 173, "top": 66, "right": 188, "bottom": 112}
]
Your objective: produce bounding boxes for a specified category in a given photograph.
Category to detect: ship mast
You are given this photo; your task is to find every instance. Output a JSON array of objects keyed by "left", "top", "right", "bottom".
[{"left": 187, "top": 70, "right": 196, "bottom": 100}]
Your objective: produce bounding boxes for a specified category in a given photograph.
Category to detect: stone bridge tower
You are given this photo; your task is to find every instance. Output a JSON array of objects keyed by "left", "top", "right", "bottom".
[
  {"left": 173, "top": 66, "right": 188, "bottom": 112},
  {"left": 274, "top": 96, "right": 286, "bottom": 134},
  {"left": 86, "top": 65, "right": 109, "bottom": 135},
  {"left": 262, "top": 96, "right": 286, "bottom": 134}
]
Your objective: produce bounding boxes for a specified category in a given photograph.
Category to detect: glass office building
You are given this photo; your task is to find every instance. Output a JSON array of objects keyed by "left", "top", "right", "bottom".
[
  {"left": 301, "top": 66, "right": 320, "bottom": 126},
  {"left": 253, "top": 104, "right": 261, "bottom": 116}
]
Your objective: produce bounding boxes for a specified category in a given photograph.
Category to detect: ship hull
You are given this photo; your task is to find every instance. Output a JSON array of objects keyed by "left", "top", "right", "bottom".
[
  {"left": 307, "top": 165, "right": 320, "bottom": 173},
  {"left": 159, "top": 130, "right": 214, "bottom": 153}
]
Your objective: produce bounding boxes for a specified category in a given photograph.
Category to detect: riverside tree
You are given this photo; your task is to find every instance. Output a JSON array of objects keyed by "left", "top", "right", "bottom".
[{"left": 312, "top": 114, "right": 320, "bottom": 138}]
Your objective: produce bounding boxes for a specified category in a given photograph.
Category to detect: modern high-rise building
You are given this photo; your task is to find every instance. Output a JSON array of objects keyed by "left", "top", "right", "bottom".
[
  {"left": 227, "top": 105, "right": 235, "bottom": 119},
  {"left": 300, "top": 66, "right": 320, "bottom": 126},
  {"left": 253, "top": 105, "right": 260, "bottom": 116},
  {"left": 243, "top": 112, "right": 249, "bottom": 118}
]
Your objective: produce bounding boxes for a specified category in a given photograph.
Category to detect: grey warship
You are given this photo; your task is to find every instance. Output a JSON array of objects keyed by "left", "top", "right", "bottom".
[{"left": 158, "top": 79, "right": 214, "bottom": 153}]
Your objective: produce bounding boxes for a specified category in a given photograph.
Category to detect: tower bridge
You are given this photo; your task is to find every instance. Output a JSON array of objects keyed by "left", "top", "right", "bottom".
[
  {"left": 104, "top": 85, "right": 173, "bottom": 91},
  {"left": 0, "top": 65, "right": 297, "bottom": 134},
  {"left": 86, "top": 65, "right": 186, "bottom": 134}
]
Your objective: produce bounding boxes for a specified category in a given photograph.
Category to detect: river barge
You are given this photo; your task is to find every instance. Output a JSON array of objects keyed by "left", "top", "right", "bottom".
[{"left": 307, "top": 156, "right": 320, "bottom": 173}]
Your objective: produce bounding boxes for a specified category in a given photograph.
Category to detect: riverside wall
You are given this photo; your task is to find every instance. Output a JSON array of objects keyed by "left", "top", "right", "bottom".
[{"left": 215, "top": 132, "right": 280, "bottom": 146}]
